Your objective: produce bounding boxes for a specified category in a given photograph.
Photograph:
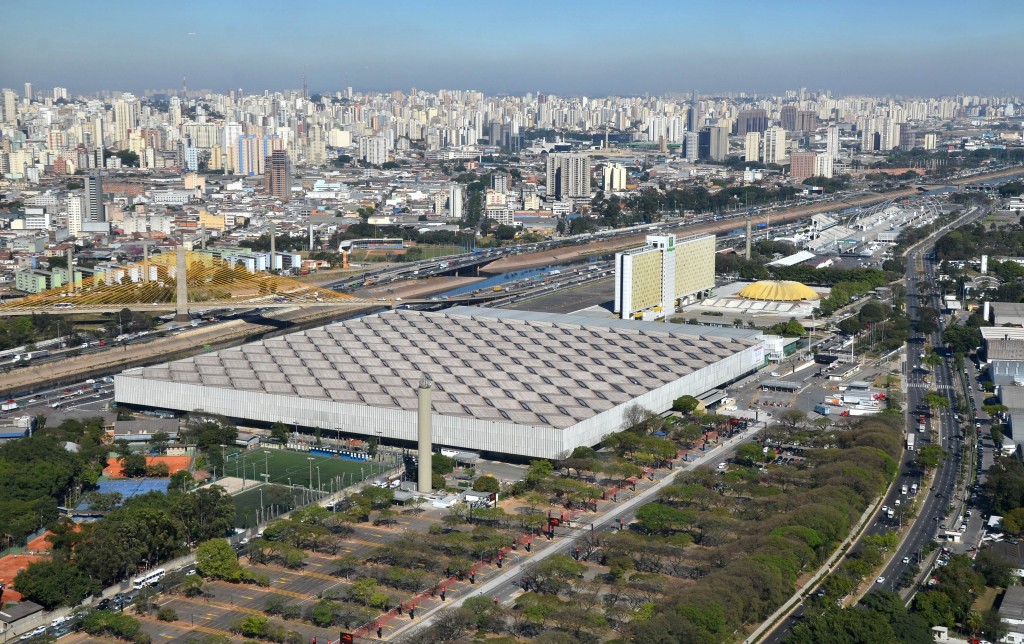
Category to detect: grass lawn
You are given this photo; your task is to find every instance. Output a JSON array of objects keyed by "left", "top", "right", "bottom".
[
  {"left": 232, "top": 484, "right": 307, "bottom": 529},
  {"left": 223, "top": 447, "right": 386, "bottom": 490},
  {"left": 227, "top": 449, "right": 388, "bottom": 529}
]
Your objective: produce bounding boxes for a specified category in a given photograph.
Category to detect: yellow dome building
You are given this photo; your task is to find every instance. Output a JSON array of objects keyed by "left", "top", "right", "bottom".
[{"left": 736, "top": 280, "right": 819, "bottom": 302}]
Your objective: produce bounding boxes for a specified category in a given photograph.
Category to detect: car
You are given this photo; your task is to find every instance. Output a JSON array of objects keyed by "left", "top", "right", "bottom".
[
  {"left": 876, "top": 576, "right": 885, "bottom": 584},
  {"left": 882, "top": 505, "right": 888, "bottom": 512},
  {"left": 902, "top": 556, "right": 911, "bottom": 564}
]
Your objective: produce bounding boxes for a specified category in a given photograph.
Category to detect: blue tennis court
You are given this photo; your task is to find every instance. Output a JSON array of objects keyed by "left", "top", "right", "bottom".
[{"left": 75, "top": 479, "right": 171, "bottom": 510}]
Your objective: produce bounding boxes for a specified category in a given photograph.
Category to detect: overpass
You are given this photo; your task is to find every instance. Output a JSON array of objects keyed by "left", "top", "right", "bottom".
[{"left": 0, "top": 247, "right": 368, "bottom": 318}]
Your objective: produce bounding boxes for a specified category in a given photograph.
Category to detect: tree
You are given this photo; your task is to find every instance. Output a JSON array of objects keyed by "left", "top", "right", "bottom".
[
  {"left": 433, "top": 454, "right": 456, "bottom": 475},
  {"left": 672, "top": 395, "right": 701, "bottom": 415},
  {"left": 916, "top": 444, "right": 945, "bottom": 470},
  {"left": 776, "top": 409, "right": 808, "bottom": 431},
  {"left": 735, "top": 443, "right": 768, "bottom": 467},
  {"left": 1000, "top": 507, "right": 1024, "bottom": 535},
  {"left": 269, "top": 422, "right": 289, "bottom": 444},
  {"left": 195, "top": 538, "right": 240, "bottom": 580},
  {"left": 181, "top": 573, "right": 204, "bottom": 598},
  {"left": 472, "top": 476, "right": 500, "bottom": 494},
  {"left": 121, "top": 452, "right": 148, "bottom": 478},
  {"left": 361, "top": 486, "right": 394, "bottom": 509},
  {"left": 923, "top": 391, "right": 950, "bottom": 409},
  {"left": 172, "top": 486, "right": 236, "bottom": 546},
  {"left": 13, "top": 558, "right": 95, "bottom": 609},
  {"left": 149, "top": 432, "right": 170, "bottom": 455}
]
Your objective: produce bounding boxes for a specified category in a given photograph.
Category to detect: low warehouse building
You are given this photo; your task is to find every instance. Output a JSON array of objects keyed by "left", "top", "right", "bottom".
[{"left": 114, "top": 308, "right": 763, "bottom": 459}]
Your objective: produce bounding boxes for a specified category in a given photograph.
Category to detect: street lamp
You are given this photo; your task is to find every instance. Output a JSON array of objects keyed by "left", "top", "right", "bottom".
[
  {"left": 307, "top": 457, "right": 314, "bottom": 490},
  {"left": 316, "top": 466, "right": 321, "bottom": 494}
]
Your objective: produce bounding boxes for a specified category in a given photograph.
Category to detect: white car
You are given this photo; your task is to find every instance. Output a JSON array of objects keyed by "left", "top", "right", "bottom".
[
  {"left": 876, "top": 576, "right": 885, "bottom": 584},
  {"left": 902, "top": 556, "right": 910, "bottom": 564}
]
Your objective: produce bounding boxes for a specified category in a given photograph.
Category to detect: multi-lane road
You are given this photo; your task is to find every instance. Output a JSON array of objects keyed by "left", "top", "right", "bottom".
[{"left": 763, "top": 206, "right": 986, "bottom": 642}]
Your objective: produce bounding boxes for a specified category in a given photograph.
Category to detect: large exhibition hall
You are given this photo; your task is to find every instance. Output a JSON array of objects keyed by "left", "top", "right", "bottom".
[{"left": 114, "top": 307, "right": 764, "bottom": 459}]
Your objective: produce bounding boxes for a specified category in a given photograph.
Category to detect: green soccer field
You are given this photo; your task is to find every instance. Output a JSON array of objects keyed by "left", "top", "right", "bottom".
[
  {"left": 223, "top": 448, "right": 387, "bottom": 492},
  {"left": 232, "top": 484, "right": 307, "bottom": 529}
]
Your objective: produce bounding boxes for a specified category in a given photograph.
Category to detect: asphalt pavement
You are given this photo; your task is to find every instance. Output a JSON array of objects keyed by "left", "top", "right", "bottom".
[{"left": 761, "top": 206, "right": 986, "bottom": 642}]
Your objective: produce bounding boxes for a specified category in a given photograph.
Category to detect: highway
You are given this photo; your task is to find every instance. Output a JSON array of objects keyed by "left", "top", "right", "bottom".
[{"left": 762, "top": 205, "right": 986, "bottom": 643}]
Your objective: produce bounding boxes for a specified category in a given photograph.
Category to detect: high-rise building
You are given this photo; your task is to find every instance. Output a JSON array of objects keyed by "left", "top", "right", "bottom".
[
  {"left": 899, "top": 128, "right": 917, "bottom": 150},
  {"left": 744, "top": 132, "right": 761, "bottom": 162},
  {"left": 23, "top": 82, "right": 32, "bottom": 102},
  {"left": 448, "top": 184, "right": 463, "bottom": 220},
  {"left": 546, "top": 153, "right": 591, "bottom": 200},
  {"left": 265, "top": 150, "right": 292, "bottom": 201},
  {"left": 780, "top": 106, "right": 798, "bottom": 131},
  {"left": 924, "top": 133, "right": 937, "bottom": 150},
  {"left": 761, "top": 126, "right": 787, "bottom": 165},
  {"left": 84, "top": 175, "right": 104, "bottom": 223},
  {"left": 686, "top": 91, "right": 700, "bottom": 133},
  {"left": 789, "top": 151, "right": 817, "bottom": 181},
  {"left": 67, "top": 195, "right": 83, "bottom": 237},
  {"left": 1, "top": 88, "right": 17, "bottom": 124},
  {"left": 113, "top": 95, "right": 138, "bottom": 148},
  {"left": 491, "top": 172, "right": 509, "bottom": 194},
  {"left": 796, "top": 110, "right": 817, "bottom": 132},
  {"left": 614, "top": 233, "right": 716, "bottom": 320},
  {"left": 603, "top": 163, "right": 627, "bottom": 192},
  {"left": 736, "top": 109, "right": 768, "bottom": 135},
  {"left": 698, "top": 127, "right": 728, "bottom": 161},
  {"left": 826, "top": 125, "right": 841, "bottom": 158},
  {"left": 684, "top": 131, "right": 699, "bottom": 162}
]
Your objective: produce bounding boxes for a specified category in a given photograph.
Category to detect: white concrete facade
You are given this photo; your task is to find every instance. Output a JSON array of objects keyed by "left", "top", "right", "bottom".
[{"left": 114, "top": 308, "right": 760, "bottom": 460}]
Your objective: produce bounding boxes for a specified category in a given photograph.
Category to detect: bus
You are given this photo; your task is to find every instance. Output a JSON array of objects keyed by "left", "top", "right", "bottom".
[{"left": 132, "top": 568, "right": 166, "bottom": 589}]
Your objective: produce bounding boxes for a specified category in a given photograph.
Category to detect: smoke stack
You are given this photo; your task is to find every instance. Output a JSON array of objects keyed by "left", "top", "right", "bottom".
[
  {"left": 200, "top": 224, "right": 206, "bottom": 250},
  {"left": 309, "top": 223, "right": 314, "bottom": 251},
  {"left": 174, "top": 244, "right": 189, "bottom": 321},
  {"left": 269, "top": 220, "right": 276, "bottom": 271},
  {"left": 66, "top": 246, "right": 74, "bottom": 293},
  {"left": 417, "top": 375, "right": 433, "bottom": 494},
  {"left": 142, "top": 242, "right": 149, "bottom": 283},
  {"left": 745, "top": 220, "right": 752, "bottom": 261}
]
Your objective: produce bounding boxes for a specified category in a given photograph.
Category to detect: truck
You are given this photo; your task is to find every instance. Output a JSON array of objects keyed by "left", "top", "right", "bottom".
[
  {"left": 0, "top": 399, "right": 17, "bottom": 411},
  {"left": 824, "top": 397, "right": 843, "bottom": 406},
  {"left": 907, "top": 433, "right": 916, "bottom": 451},
  {"left": 814, "top": 404, "right": 831, "bottom": 415}
]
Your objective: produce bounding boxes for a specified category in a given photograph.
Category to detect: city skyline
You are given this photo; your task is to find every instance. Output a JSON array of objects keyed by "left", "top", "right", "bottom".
[{"left": 3, "top": 0, "right": 1023, "bottom": 97}]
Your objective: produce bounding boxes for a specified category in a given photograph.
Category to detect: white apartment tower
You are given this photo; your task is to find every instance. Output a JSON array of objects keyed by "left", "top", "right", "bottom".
[
  {"left": 448, "top": 184, "right": 464, "bottom": 221},
  {"left": 603, "top": 163, "right": 627, "bottom": 192},
  {"left": 744, "top": 132, "right": 761, "bottom": 162},
  {"left": 761, "top": 126, "right": 787, "bottom": 165}
]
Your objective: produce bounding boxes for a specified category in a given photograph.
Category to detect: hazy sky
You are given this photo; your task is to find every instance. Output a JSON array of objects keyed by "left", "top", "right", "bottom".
[{"left": 3, "top": 0, "right": 1021, "bottom": 97}]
